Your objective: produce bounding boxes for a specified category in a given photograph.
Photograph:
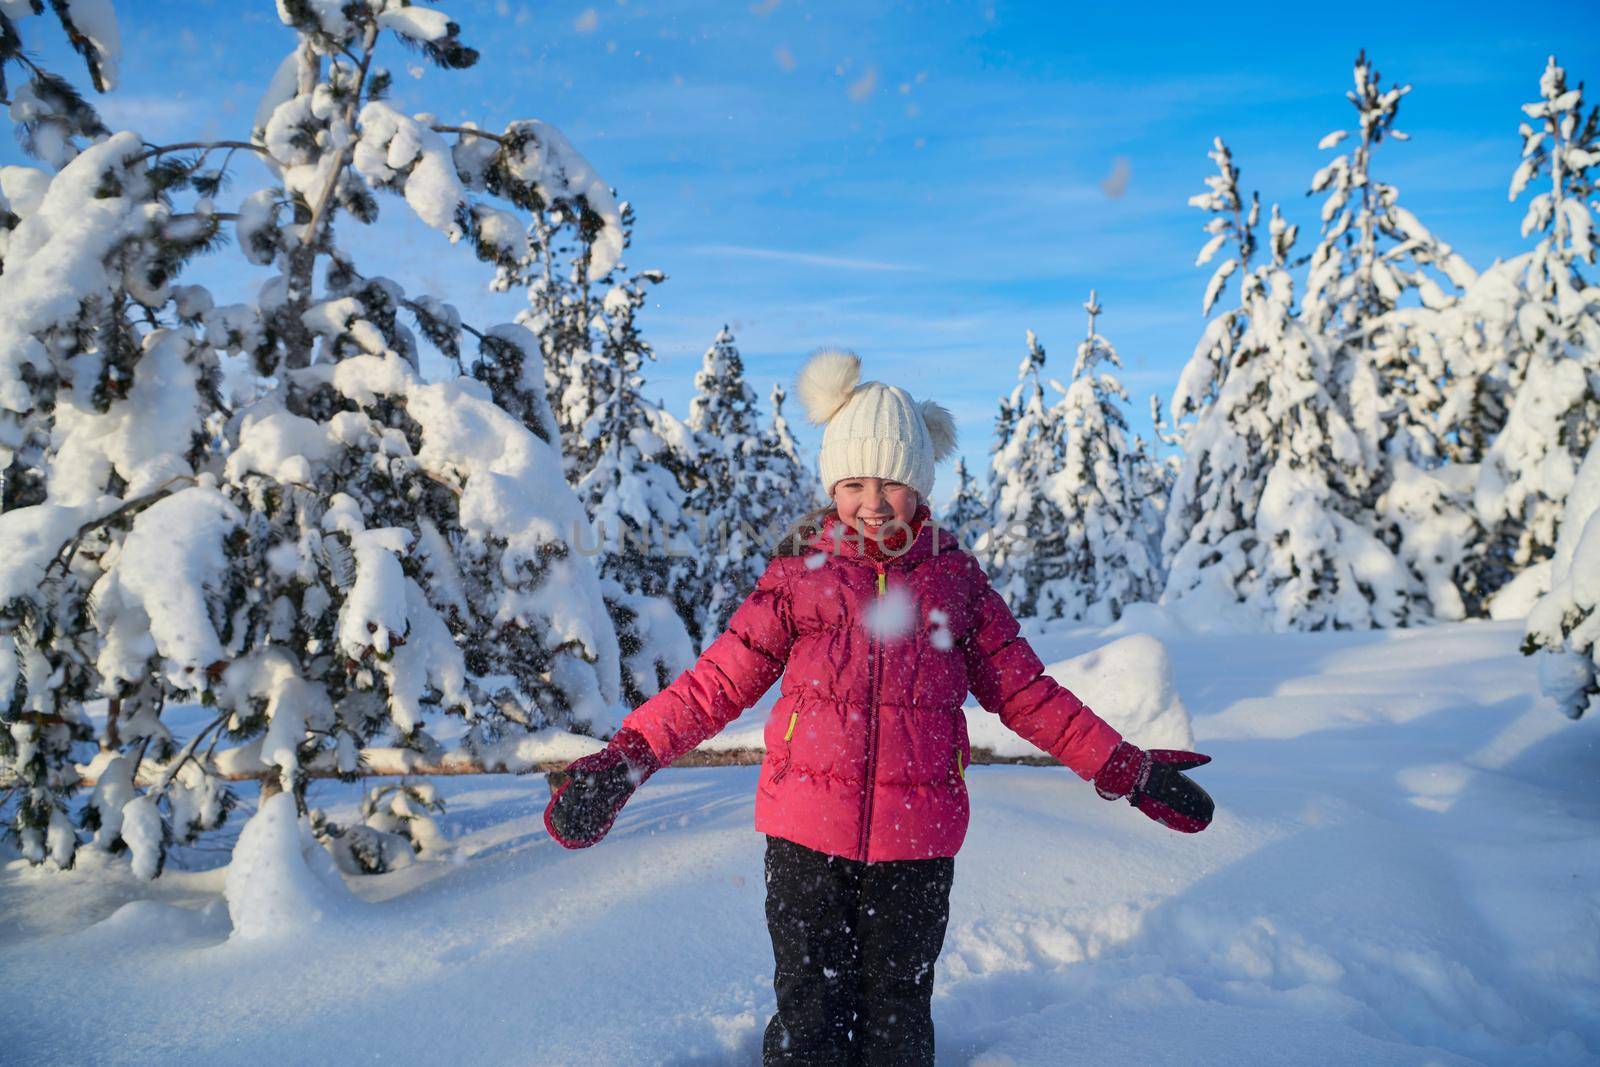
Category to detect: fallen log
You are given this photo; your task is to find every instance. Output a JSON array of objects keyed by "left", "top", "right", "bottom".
[{"left": 34, "top": 747, "right": 1059, "bottom": 794}]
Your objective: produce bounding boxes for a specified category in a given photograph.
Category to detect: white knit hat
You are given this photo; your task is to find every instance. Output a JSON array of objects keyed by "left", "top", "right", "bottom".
[{"left": 793, "top": 348, "right": 957, "bottom": 498}]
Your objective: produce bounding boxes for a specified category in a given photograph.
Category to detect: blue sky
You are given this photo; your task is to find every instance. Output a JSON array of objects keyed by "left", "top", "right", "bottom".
[{"left": 6, "top": 0, "right": 1598, "bottom": 503}]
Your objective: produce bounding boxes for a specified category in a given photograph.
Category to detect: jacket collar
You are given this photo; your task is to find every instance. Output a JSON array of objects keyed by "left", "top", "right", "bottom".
[{"left": 806, "top": 504, "right": 959, "bottom": 568}]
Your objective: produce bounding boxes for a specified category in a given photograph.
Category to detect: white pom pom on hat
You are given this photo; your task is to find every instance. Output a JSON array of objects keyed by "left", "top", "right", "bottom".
[
  {"left": 795, "top": 347, "right": 862, "bottom": 425},
  {"left": 793, "top": 346, "right": 958, "bottom": 499}
]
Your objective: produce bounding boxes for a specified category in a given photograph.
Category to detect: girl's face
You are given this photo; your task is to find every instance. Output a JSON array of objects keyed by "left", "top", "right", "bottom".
[{"left": 832, "top": 477, "right": 921, "bottom": 539}]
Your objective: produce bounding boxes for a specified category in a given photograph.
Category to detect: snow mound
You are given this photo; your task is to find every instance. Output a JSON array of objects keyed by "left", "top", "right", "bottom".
[
  {"left": 1048, "top": 634, "right": 1195, "bottom": 750},
  {"left": 224, "top": 794, "right": 355, "bottom": 941},
  {"left": 967, "top": 633, "right": 1194, "bottom": 754},
  {"left": 87, "top": 899, "right": 230, "bottom": 948}
]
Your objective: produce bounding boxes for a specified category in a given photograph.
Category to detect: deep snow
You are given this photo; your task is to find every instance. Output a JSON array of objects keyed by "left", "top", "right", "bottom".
[{"left": 2, "top": 618, "right": 1597, "bottom": 1066}]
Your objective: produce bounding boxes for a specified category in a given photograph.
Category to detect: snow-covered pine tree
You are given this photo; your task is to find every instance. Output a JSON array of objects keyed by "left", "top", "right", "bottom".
[
  {"left": 499, "top": 147, "right": 632, "bottom": 482},
  {"left": 1175, "top": 137, "right": 1259, "bottom": 431},
  {"left": 1033, "top": 292, "right": 1160, "bottom": 623},
  {"left": 941, "top": 456, "right": 991, "bottom": 552},
  {"left": 1302, "top": 50, "right": 1481, "bottom": 622},
  {"left": 520, "top": 204, "right": 601, "bottom": 470},
  {"left": 1523, "top": 438, "right": 1600, "bottom": 720},
  {"left": 0, "top": 7, "right": 232, "bottom": 871},
  {"left": 765, "top": 380, "right": 821, "bottom": 521},
  {"left": 564, "top": 261, "right": 700, "bottom": 699},
  {"left": 1304, "top": 50, "right": 1478, "bottom": 467},
  {"left": 1415, "top": 259, "right": 1528, "bottom": 474},
  {"left": 1473, "top": 55, "right": 1600, "bottom": 609},
  {"left": 461, "top": 128, "right": 698, "bottom": 690},
  {"left": 520, "top": 200, "right": 649, "bottom": 473},
  {"left": 683, "top": 325, "right": 777, "bottom": 649},
  {"left": 1164, "top": 141, "right": 1415, "bottom": 630},
  {"left": 1161, "top": 136, "right": 1264, "bottom": 579},
  {"left": 218, "top": 0, "right": 637, "bottom": 802},
  {"left": 1130, "top": 399, "right": 1174, "bottom": 574},
  {"left": 1163, "top": 140, "right": 1267, "bottom": 620},
  {"left": 4, "top": 1, "right": 636, "bottom": 877},
  {"left": 982, "top": 330, "right": 1071, "bottom": 619},
  {"left": 687, "top": 327, "right": 758, "bottom": 440},
  {"left": 455, "top": 116, "right": 697, "bottom": 702}
]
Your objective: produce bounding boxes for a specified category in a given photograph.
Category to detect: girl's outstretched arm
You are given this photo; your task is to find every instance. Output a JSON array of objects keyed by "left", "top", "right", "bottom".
[
  {"left": 545, "top": 559, "right": 796, "bottom": 848},
  {"left": 957, "top": 559, "right": 1123, "bottom": 779},
  {"left": 958, "top": 559, "right": 1215, "bottom": 833},
  {"left": 619, "top": 557, "right": 797, "bottom": 767}
]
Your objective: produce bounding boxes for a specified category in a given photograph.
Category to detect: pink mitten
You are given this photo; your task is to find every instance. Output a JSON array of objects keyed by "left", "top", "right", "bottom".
[
  {"left": 1093, "top": 741, "right": 1214, "bottom": 833},
  {"left": 544, "top": 728, "right": 661, "bottom": 848}
]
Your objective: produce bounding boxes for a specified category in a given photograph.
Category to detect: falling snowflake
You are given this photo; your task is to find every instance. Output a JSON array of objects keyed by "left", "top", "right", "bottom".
[
  {"left": 928, "top": 608, "right": 953, "bottom": 651},
  {"left": 863, "top": 587, "right": 916, "bottom": 638}
]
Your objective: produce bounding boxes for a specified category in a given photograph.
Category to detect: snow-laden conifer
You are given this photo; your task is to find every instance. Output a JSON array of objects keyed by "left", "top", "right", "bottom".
[
  {"left": 1033, "top": 293, "right": 1161, "bottom": 623},
  {"left": 765, "top": 381, "right": 820, "bottom": 515},
  {"left": 683, "top": 327, "right": 792, "bottom": 647},
  {"left": 1164, "top": 142, "right": 1415, "bottom": 630},
  {"left": 1162, "top": 137, "right": 1269, "bottom": 579},
  {"left": 1130, "top": 400, "right": 1174, "bottom": 573},
  {"left": 2, "top": 2, "right": 632, "bottom": 875},
  {"left": 453, "top": 113, "right": 696, "bottom": 698},
  {"left": 562, "top": 266, "right": 699, "bottom": 697},
  {"left": 1304, "top": 51, "right": 1477, "bottom": 469},
  {"left": 214, "top": 2, "right": 632, "bottom": 809},
  {"left": 941, "top": 456, "right": 991, "bottom": 553},
  {"left": 683, "top": 325, "right": 758, "bottom": 645},
  {"left": 981, "top": 331, "right": 1070, "bottom": 618},
  {"left": 457, "top": 120, "right": 696, "bottom": 685},
  {"left": 1177, "top": 137, "right": 1259, "bottom": 425},
  {"left": 1299, "top": 52, "right": 1481, "bottom": 622},
  {"left": 0, "top": 6, "right": 226, "bottom": 866},
  {"left": 1473, "top": 56, "right": 1600, "bottom": 608}
]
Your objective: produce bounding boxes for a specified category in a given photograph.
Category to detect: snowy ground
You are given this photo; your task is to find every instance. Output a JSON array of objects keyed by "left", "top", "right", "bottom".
[{"left": 3, "top": 619, "right": 1598, "bottom": 1066}]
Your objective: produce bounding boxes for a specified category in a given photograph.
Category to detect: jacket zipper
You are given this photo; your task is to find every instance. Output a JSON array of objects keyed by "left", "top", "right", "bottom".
[
  {"left": 857, "top": 562, "right": 886, "bottom": 861},
  {"left": 772, "top": 709, "right": 799, "bottom": 783}
]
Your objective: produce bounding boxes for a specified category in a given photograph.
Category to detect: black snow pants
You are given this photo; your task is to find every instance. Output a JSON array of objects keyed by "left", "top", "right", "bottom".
[{"left": 761, "top": 835, "right": 955, "bottom": 1067}]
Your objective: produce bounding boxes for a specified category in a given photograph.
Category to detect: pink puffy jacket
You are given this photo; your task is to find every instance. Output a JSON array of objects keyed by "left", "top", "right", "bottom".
[{"left": 619, "top": 511, "right": 1125, "bottom": 862}]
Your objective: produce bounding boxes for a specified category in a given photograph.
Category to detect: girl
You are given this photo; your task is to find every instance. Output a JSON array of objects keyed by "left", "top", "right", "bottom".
[{"left": 544, "top": 348, "right": 1214, "bottom": 1066}]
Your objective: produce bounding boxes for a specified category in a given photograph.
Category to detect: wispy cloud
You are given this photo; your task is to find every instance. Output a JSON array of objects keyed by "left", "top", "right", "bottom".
[
  {"left": 97, "top": 95, "right": 199, "bottom": 138},
  {"left": 689, "top": 244, "right": 926, "bottom": 272}
]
